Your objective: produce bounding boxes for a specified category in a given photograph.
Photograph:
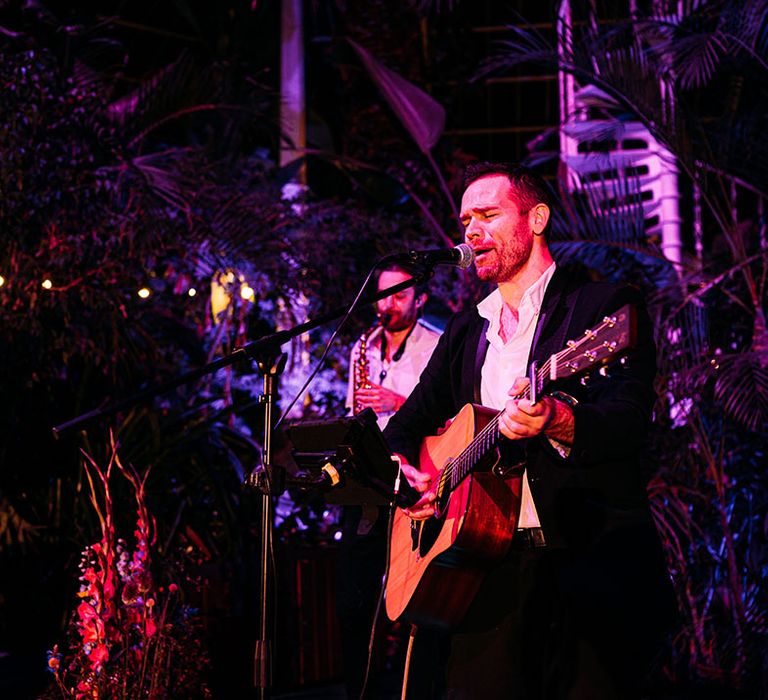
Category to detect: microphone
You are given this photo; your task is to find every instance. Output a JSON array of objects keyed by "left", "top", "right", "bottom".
[{"left": 400, "top": 244, "right": 475, "bottom": 270}]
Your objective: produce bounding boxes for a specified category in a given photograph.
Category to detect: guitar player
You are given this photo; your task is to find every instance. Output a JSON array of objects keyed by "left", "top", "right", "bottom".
[{"left": 383, "top": 163, "right": 676, "bottom": 699}]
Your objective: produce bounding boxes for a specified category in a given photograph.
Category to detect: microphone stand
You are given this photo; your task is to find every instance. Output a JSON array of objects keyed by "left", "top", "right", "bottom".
[{"left": 52, "top": 268, "right": 432, "bottom": 699}]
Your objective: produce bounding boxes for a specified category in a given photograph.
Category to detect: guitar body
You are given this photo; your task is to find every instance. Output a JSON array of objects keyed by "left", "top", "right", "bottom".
[
  {"left": 384, "top": 304, "right": 636, "bottom": 629},
  {"left": 385, "top": 404, "right": 523, "bottom": 630}
]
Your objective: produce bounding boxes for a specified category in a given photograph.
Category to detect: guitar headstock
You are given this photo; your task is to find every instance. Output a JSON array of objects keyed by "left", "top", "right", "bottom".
[{"left": 548, "top": 304, "right": 636, "bottom": 381}]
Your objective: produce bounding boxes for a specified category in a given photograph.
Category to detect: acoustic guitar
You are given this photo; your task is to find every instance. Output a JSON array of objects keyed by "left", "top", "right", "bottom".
[{"left": 384, "top": 304, "right": 636, "bottom": 629}]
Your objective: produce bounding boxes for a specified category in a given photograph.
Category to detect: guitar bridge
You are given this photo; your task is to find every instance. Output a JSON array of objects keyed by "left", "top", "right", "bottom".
[{"left": 492, "top": 460, "right": 525, "bottom": 479}]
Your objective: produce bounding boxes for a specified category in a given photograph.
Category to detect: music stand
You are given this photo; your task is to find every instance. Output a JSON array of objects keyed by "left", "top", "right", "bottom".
[{"left": 285, "top": 408, "right": 419, "bottom": 507}]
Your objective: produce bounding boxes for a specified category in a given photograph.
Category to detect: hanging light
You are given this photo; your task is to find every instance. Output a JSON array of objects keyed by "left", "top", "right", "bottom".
[
  {"left": 240, "top": 284, "right": 255, "bottom": 301},
  {"left": 42, "top": 278, "right": 53, "bottom": 290},
  {"left": 137, "top": 287, "right": 151, "bottom": 299}
]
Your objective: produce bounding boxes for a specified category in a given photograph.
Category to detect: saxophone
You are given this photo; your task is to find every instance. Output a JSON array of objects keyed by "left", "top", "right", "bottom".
[{"left": 353, "top": 320, "right": 381, "bottom": 414}]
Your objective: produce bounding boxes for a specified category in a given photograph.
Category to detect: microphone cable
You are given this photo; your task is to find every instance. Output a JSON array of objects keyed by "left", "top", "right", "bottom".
[
  {"left": 359, "top": 456, "right": 403, "bottom": 699},
  {"left": 274, "top": 255, "right": 403, "bottom": 430}
]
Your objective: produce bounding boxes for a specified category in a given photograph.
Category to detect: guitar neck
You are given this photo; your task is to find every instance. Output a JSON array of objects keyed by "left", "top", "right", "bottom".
[
  {"left": 436, "top": 303, "right": 634, "bottom": 497},
  {"left": 439, "top": 361, "right": 551, "bottom": 495}
]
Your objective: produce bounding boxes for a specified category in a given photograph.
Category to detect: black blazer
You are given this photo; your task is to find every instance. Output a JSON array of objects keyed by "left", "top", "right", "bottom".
[{"left": 383, "top": 266, "right": 658, "bottom": 549}]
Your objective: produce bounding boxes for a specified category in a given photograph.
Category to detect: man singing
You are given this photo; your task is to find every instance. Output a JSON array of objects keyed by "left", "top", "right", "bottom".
[{"left": 384, "top": 163, "right": 675, "bottom": 699}]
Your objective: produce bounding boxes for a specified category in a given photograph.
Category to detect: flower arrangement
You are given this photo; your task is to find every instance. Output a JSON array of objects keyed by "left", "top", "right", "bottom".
[{"left": 43, "top": 436, "right": 211, "bottom": 699}]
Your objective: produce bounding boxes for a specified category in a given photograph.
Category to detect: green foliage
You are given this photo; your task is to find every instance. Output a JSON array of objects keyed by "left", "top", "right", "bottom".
[
  {"left": 492, "top": 1, "right": 768, "bottom": 690},
  {"left": 0, "top": 11, "right": 460, "bottom": 693}
]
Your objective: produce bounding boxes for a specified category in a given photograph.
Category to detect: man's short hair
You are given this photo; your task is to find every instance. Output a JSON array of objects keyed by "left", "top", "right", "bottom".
[
  {"left": 376, "top": 262, "right": 429, "bottom": 297},
  {"left": 463, "top": 162, "right": 554, "bottom": 215}
]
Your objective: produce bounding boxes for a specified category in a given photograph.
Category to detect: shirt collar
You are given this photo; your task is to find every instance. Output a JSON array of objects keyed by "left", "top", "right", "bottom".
[{"left": 477, "top": 262, "right": 557, "bottom": 322}]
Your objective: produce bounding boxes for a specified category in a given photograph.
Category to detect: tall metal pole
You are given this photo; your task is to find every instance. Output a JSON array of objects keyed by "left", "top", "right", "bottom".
[
  {"left": 252, "top": 352, "right": 287, "bottom": 698},
  {"left": 280, "top": 0, "right": 306, "bottom": 182}
]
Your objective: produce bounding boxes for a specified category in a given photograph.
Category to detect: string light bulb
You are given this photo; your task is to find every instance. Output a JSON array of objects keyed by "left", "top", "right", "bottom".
[
  {"left": 137, "top": 287, "right": 151, "bottom": 299},
  {"left": 240, "top": 284, "right": 255, "bottom": 301},
  {"left": 0, "top": 275, "right": 5, "bottom": 287},
  {"left": 188, "top": 287, "right": 197, "bottom": 297},
  {"left": 42, "top": 279, "right": 53, "bottom": 290}
]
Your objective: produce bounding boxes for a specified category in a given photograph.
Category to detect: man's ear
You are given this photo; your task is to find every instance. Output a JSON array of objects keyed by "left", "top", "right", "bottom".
[{"left": 530, "top": 203, "right": 550, "bottom": 236}]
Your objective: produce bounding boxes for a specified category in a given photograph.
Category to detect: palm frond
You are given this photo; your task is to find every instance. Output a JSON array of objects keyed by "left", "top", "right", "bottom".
[
  {"left": 129, "top": 149, "right": 203, "bottom": 212},
  {"left": 104, "top": 52, "right": 268, "bottom": 156},
  {"left": 551, "top": 240, "right": 677, "bottom": 292},
  {"left": 480, "top": 23, "right": 555, "bottom": 79},
  {"left": 720, "top": 0, "right": 768, "bottom": 65},
  {"left": 714, "top": 351, "right": 768, "bottom": 432},
  {"left": 656, "top": 299, "right": 710, "bottom": 378},
  {"left": 350, "top": 39, "right": 445, "bottom": 154},
  {"left": 633, "top": 11, "right": 726, "bottom": 90},
  {"left": 670, "top": 30, "right": 725, "bottom": 90},
  {"left": 692, "top": 113, "right": 768, "bottom": 195}
]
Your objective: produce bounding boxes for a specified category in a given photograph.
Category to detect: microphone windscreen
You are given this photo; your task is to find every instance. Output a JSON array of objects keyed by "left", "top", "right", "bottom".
[{"left": 454, "top": 243, "right": 475, "bottom": 269}]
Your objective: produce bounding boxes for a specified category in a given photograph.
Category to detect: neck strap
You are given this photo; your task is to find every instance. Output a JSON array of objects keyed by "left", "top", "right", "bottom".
[{"left": 381, "top": 321, "right": 417, "bottom": 364}]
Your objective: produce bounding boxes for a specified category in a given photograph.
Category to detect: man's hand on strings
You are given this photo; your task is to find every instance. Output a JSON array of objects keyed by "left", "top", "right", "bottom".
[
  {"left": 499, "top": 378, "right": 575, "bottom": 445},
  {"left": 397, "top": 460, "right": 437, "bottom": 520}
]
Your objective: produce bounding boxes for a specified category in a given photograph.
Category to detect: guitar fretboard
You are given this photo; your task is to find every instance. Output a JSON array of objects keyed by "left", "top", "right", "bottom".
[
  {"left": 438, "top": 356, "right": 553, "bottom": 496},
  {"left": 434, "top": 304, "right": 628, "bottom": 497}
]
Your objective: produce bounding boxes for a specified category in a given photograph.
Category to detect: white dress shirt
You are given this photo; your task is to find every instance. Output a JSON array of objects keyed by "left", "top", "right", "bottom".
[
  {"left": 477, "top": 262, "right": 557, "bottom": 528},
  {"left": 346, "top": 319, "right": 442, "bottom": 430}
]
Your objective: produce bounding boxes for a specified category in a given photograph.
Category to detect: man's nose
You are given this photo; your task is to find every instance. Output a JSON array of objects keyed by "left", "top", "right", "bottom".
[{"left": 465, "top": 221, "right": 482, "bottom": 242}]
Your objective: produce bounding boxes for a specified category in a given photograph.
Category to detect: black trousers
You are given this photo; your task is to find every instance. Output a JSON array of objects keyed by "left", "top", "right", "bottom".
[{"left": 443, "top": 526, "right": 676, "bottom": 700}]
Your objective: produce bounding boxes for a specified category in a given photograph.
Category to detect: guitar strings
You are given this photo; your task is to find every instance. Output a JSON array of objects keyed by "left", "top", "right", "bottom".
[
  {"left": 437, "top": 360, "right": 543, "bottom": 494},
  {"left": 436, "top": 317, "right": 610, "bottom": 497}
]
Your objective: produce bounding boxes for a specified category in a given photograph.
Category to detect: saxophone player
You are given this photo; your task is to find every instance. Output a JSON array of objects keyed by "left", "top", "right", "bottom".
[
  {"left": 347, "top": 264, "right": 441, "bottom": 426},
  {"left": 339, "top": 263, "right": 441, "bottom": 699}
]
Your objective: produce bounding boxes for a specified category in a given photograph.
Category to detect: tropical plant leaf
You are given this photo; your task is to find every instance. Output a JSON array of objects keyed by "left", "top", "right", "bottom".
[
  {"left": 489, "top": 23, "right": 552, "bottom": 74},
  {"left": 349, "top": 39, "right": 445, "bottom": 154},
  {"left": 106, "top": 53, "right": 202, "bottom": 128},
  {"left": 115, "top": 148, "right": 203, "bottom": 212},
  {"left": 656, "top": 299, "right": 710, "bottom": 379},
  {"left": 714, "top": 351, "right": 768, "bottom": 432},
  {"left": 634, "top": 13, "right": 726, "bottom": 91}
]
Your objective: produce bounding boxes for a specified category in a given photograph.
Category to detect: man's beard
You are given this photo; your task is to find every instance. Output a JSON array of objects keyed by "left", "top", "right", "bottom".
[{"left": 478, "top": 230, "right": 533, "bottom": 283}]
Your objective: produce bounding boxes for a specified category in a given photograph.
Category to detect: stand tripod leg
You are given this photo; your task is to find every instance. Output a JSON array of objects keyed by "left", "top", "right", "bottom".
[{"left": 400, "top": 624, "right": 418, "bottom": 700}]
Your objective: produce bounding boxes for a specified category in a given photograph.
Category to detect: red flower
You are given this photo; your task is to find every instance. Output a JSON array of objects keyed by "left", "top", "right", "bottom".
[
  {"left": 102, "top": 576, "right": 116, "bottom": 603},
  {"left": 77, "top": 602, "right": 105, "bottom": 644},
  {"left": 88, "top": 642, "right": 109, "bottom": 670},
  {"left": 145, "top": 616, "right": 158, "bottom": 637}
]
